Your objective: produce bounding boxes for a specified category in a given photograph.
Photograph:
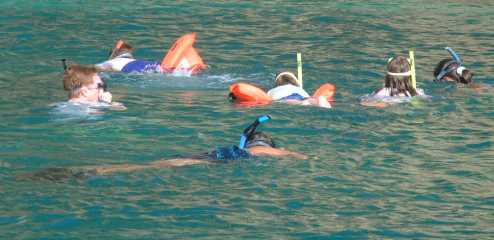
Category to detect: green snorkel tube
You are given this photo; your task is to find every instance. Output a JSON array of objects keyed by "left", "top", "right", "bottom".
[{"left": 239, "top": 115, "right": 271, "bottom": 149}]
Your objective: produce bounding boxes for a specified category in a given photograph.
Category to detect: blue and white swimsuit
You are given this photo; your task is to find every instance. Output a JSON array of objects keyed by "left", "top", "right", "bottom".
[
  {"left": 96, "top": 53, "right": 162, "bottom": 73},
  {"left": 267, "top": 84, "right": 310, "bottom": 101}
]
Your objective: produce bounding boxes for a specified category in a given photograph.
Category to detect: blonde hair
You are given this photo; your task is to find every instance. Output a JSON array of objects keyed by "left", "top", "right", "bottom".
[{"left": 63, "top": 64, "right": 98, "bottom": 98}]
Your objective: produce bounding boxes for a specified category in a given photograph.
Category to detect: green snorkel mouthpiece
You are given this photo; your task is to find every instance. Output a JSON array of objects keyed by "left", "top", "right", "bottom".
[{"left": 239, "top": 115, "right": 271, "bottom": 149}]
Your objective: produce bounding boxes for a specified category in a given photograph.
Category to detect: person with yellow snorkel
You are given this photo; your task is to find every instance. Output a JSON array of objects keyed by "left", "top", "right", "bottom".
[
  {"left": 267, "top": 71, "right": 334, "bottom": 108},
  {"left": 361, "top": 54, "right": 426, "bottom": 108},
  {"left": 229, "top": 53, "right": 336, "bottom": 108}
]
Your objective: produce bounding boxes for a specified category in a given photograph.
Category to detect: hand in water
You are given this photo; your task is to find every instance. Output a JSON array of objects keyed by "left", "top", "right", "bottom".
[
  {"left": 100, "top": 92, "right": 112, "bottom": 103},
  {"left": 110, "top": 102, "right": 127, "bottom": 111}
]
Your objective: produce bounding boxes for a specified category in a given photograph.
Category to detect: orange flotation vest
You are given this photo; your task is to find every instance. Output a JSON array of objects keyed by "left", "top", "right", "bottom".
[
  {"left": 229, "top": 83, "right": 272, "bottom": 104},
  {"left": 312, "top": 83, "right": 336, "bottom": 102},
  {"left": 161, "top": 33, "right": 207, "bottom": 75}
]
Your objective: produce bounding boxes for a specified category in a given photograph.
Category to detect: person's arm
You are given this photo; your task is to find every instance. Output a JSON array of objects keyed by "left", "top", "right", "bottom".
[
  {"left": 94, "top": 59, "right": 119, "bottom": 72},
  {"left": 248, "top": 146, "right": 308, "bottom": 159},
  {"left": 360, "top": 100, "right": 388, "bottom": 108},
  {"left": 94, "top": 63, "right": 113, "bottom": 72},
  {"left": 109, "top": 101, "right": 127, "bottom": 111},
  {"left": 468, "top": 83, "right": 489, "bottom": 92}
]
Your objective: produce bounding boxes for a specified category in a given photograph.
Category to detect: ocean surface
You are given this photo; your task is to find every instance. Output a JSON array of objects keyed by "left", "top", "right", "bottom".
[{"left": 1, "top": 1, "right": 493, "bottom": 239}]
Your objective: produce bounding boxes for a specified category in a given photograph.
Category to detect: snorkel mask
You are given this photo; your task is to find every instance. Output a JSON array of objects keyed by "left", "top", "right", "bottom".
[
  {"left": 435, "top": 47, "right": 466, "bottom": 81},
  {"left": 239, "top": 115, "right": 271, "bottom": 149}
]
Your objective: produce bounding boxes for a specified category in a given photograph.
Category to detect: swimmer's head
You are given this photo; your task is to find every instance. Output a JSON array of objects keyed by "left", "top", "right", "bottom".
[
  {"left": 275, "top": 71, "right": 299, "bottom": 87},
  {"left": 384, "top": 56, "right": 418, "bottom": 96},
  {"left": 63, "top": 64, "right": 107, "bottom": 100},
  {"left": 246, "top": 131, "right": 276, "bottom": 148},
  {"left": 63, "top": 64, "right": 98, "bottom": 91},
  {"left": 433, "top": 58, "right": 473, "bottom": 84},
  {"left": 108, "top": 40, "right": 133, "bottom": 60}
]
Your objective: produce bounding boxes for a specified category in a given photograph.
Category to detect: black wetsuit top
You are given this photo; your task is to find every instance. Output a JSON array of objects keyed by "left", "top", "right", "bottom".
[{"left": 193, "top": 145, "right": 251, "bottom": 162}]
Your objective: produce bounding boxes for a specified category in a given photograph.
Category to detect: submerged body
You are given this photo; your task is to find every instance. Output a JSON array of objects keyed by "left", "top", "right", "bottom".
[
  {"left": 22, "top": 118, "right": 306, "bottom": 181},
  {"left": 361, "top": 87, "right": 427, "bottom": 107},
  {"left": 22, "top": 145, "right": 306, "bottom": 181}
]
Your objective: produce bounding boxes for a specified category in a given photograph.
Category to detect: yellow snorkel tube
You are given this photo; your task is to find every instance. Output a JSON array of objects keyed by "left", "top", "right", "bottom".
[
  {"left": 408, "top": 50, "right": 417, "bottom": 90},
  {"left": 297, "top": 52, "right": 303, "bottom": 88}
]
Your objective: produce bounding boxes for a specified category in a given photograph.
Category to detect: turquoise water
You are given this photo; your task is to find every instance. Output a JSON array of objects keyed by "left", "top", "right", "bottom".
[{"left": 1, "top": 1, "right": 494, "bottom": 239}]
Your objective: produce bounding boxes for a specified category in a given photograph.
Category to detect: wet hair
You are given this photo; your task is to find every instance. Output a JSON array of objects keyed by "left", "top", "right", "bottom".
[
  {"left": 108, "top": 41, "right": 133, "bottom": 60},
  {"left": 246, "top": 131, "right": 276, "bottom": 148},
  {"left": 63, "top": 64, "right": 98, "bottom": 98},
  {"left": 383, "top": 56, "right": 418, "bottom": 96},
  {"left": 275, "top": 71, "right": 299, "bottom": 87},
  {"left": 433, "top": 58, "right": 473, "bottom": 84}
]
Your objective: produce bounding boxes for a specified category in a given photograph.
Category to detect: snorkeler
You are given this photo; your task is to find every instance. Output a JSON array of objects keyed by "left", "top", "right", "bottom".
[
  {"left": 361, "top": 55, "right": 426, "bottom": 107},
  {"left": 95, "top": 33, "right": 207, "bottom": 75},
  {"left": 229, "top": 71, "right": 335, "bottom": 108},
  {"left": 268, "top": 71, "right": 334, "bottom": 108},
  {"left": 95, "top": 40, "right": 162, "bottom": 73},
  {"left": 62, "top": 60, "right": 126, "bottom": 109},
  {"left": 22, "top": 115, "right": 306, "bottom": 181},
  {"left": 433, "top": 47, "right": 474, "bottom": 85}
]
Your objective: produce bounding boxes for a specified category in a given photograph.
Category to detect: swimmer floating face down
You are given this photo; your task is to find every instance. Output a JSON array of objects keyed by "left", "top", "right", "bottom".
[{"left": 21, "top": 116, "right": 306, "bottom": 181}]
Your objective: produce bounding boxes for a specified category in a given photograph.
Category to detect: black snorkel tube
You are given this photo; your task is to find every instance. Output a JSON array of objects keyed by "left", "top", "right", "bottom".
[
  {"left": 61, "top": 59, "right": 68, "bottom": 72},
  {"left": 436, "top": 47, "right": 464, "bottom": 81},
  {"left": 239, "top": 115, "right": 271, "bottom": 149}
]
